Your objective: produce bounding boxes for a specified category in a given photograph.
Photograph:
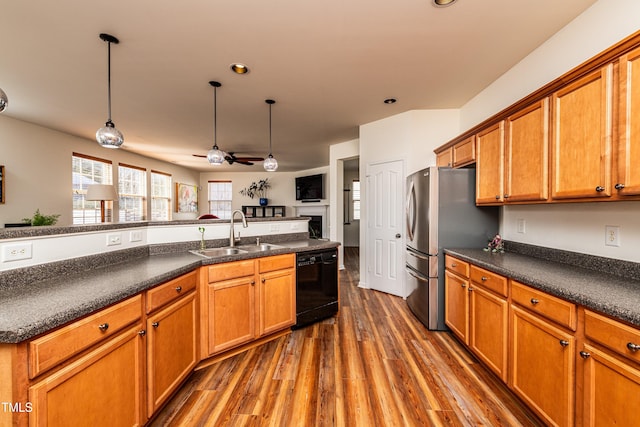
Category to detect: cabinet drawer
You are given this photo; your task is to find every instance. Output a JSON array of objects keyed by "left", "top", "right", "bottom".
[
  {"left": 585, "top": 309, "right": 640, "bottom": 364},
  {"left": 511, "top": 280, "right": 576, "bottom": 330},
  {"left": 208, "top": 259, "right": 255, "bottom": 283},
  {"left": 146, "top": 270, "right": 197, "bottom": 313},
  {"left": 258, "top": 253, "right": 295, "bottom": 273},
  {"left": 470, "top": 265, "right": 507, "bottom": 297},
  {"left": 453, "top": 136, "right": 476, "bottom": 167},
  {"left": 29, "top": 294, "right": 142, "bottom": 379},
  {"left": 445, "top": 255, "right": 469, "bottom": 278}
]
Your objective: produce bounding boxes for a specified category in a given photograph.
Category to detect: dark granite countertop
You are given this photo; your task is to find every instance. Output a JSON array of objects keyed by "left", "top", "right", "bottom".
[
  {"left": 0, "top": 239, "right": 338, "bottom": 344},
  {"left": 444, "top": 248, "right": 640, "bottom": 327}
]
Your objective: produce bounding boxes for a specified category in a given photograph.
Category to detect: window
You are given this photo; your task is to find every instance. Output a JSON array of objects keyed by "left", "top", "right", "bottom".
[
  {"left": 72, "top": 153, "right": 113, "bottom": 224},
  {"left": 352, "top": 180, "right": 360, "bottom": 220},
  {"left": 208, "top": 180, "right": 232, "bottom": 219},
  {"left": 119, "top": 164, "right": 147, "bottom": 221},
  {"left": 151, "top": 170, "right": 172, "bottom": 221}
]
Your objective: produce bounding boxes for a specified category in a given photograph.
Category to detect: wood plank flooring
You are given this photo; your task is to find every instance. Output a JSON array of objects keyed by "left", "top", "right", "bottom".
[{"left": 150, "top": 247, "right": 542, "bottom": 426}]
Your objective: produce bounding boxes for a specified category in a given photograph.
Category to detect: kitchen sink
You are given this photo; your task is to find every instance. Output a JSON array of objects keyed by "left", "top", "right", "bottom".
[
  {"left": 189, "top": 247, "right": 248, "bottom": 258},
  {"left": 237, "top": 243, "right": 284, "bottom": 252}
]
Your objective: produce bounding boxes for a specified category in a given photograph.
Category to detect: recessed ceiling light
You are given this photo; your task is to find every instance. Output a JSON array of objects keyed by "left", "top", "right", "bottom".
[
  {"left": 230, "top": 63, "right": 249, "bottom": 74},
  {"left": 433, "top": 0, "right": 457, "bottom": 7},
  {"left": 384, "top": 98, "right": 397, "bottom": 104}
]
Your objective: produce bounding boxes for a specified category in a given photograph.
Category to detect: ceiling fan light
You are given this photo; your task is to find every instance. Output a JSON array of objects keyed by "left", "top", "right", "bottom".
[
  {"left": 433, "top": 0, "right": 457, "bottom": 7},
  {"left": 263, "top": 154, "right": 278, "bottom": 172},
  {"left": 207, "top": 145, "right": 226, "bottom": 165},
  {"left": 96, "top": 120, "right": 124, "bottom": 148},
  {"left": 0, "top": 88, "right": 8, "bottom": 113}
]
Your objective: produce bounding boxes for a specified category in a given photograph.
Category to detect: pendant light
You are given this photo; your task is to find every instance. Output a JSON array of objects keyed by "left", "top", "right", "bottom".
[
  {"left": 207, "top": 81, "right": 226, "bottom": 165},
  {"left": 263, "top": 99, "right": 278, "bottom": 172},
  {"left": 96, "top": 33, "right": 124, "bottom": 148},
  {"left": 0, "top": 88, "right": 8, "bottom": 113}
]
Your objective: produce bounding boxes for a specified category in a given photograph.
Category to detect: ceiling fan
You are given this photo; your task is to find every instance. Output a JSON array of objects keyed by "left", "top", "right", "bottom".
[{"left": 193, "top": 152, "right": 264, "bottom": 166}]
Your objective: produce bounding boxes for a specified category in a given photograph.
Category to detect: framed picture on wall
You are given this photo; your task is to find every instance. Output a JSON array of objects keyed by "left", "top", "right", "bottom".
[
  {"left": 176, "top": 182, "right": 198, "bottom": 213},
  {"left": 0, "top": 165, "right": 4, "bottom": 204}
]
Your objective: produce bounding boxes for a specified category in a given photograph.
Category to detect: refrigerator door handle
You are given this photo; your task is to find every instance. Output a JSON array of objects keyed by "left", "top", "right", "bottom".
[
  {"left": 406, "top": 248, "right": 430, "bottom": 261},
  {"left": 406, "top": 267, "right": 429, "bottom": 283},
  {"left": 406, "top": 179, "right": 416, "bottom": 242}
]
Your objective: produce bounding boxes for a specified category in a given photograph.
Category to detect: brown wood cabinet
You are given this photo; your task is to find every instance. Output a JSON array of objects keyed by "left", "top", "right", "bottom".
[
  {"left": 453, "top": 136, "right": 476, "bottom": 167},
  {"left": 504, "top": 98, "right": 549, "bottom": 202},
  {"left": 444, "top": 268, "right": 469, "bottom": 344},
  {"left": 510, "top": 304, "right": 575, "bottom": 426},
  {"left": 436, "top": 147, "right": 453, "bottom": 167},
  {"left": 551, "top": 65, "right": 613, "bottom": 200},
  {"left": 29, "top": 324, "right": 145, "bottom": 427},
  {"left": 475, "top": 121, "right": 505, "bottom": 204},
  {"left": 202, "top": 255, "right": 296, "bottom": 358},
  {"left": 469, "top": 266, "right": 508, "bottom": 382},
  {"left": 146, "top": 290, "right": 197, "bottom": 415},
  {"left": 617, "top": 47, "right": 640, "bottom": 196}
]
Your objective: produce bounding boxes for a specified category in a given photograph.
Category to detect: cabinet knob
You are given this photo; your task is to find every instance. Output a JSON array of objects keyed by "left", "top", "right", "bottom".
[
  {"left": 580, "top": 351, "right": 591, "bottom": 359},
  {"left": 627, "top": 342, "right": 640, "bottom": 352},
  {"left": 251, "top": 280, "right": 255, "bottom": 286},
  {"left": 152, "top": 322, "right": 160, "bottom": 328},
  {"left": 504, "top": 194, "right": 510, "bottom": 199},
  {"left": 138, "top": 330, "right": 146, "bottom": 337},
  {"left": 595, "top": 186, "right": 605, "bottom": 192},
  {"left": 98, "top": 323, "right": 109, "bottom": 332},
  {"left": 495, "top": 195, "right": 501, "bottom": 200},
  {"left": 175, "top": 286, "right": 182, "bottom": 293},
  {"left": 481, "top": 276, "right": 488, "bottom": 282},
  {"left": 461, "top": 283, "right": 466, "bottom": 288},
  {"left": 262, "top": 278, "right": 266, "bottom": 283},
  {"left": 468, "top": 287, "right": 474, "bottom": 292},
  {"left": 530, "top": 298, "right": 539, "bottom": 305},
  {"left": 559, "top": 340, "right": 570, "bottom": 347},
  {"left": 451, "top": 263, "right": 457, "bottom": 267},
  {"left": 615, "top": 183, "right": 626, "bottom": 190}
]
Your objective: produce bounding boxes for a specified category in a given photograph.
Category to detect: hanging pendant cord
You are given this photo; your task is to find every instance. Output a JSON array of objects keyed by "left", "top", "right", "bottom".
[
  {"left": 106, "top": 40, "right": 112, "bottom": 123},
  {"left": 268, "top": 102, "right": 273, "bottom": 155},
  {"left": 213, "top": 86, "right": 217, "bottom": 148}
]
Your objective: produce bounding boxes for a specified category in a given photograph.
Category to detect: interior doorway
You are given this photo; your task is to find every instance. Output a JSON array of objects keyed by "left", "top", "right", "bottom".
[{"left": 342, "top": 158, "right": 360, "bottom": 248}]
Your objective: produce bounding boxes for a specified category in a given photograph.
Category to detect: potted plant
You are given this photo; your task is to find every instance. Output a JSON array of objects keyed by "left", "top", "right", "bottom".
[
  {"left": 239, "top": 178, "right": 271, "bottom": 206},
  {"left": 23, "top": 209, "right": 61, "bottom": 226}
]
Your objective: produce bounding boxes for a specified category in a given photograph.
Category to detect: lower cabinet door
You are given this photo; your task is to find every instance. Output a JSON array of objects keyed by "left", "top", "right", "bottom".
[
  {"left": 581, "top": 343, "right": 640, "bottom": 427},
  {"left": 469, "top": 285, "right": 508, "bottom": 382},
  {"left": 445, "top": 270, "right": 469, "bottom": 344},
  {"left": 147, "top": 293, "right": 197, "bottom": 416},
  {"left": 258, "top": 268, "right": 295, "bottom": 336},
  {"left": 510, "top": 305, "right": 575, "bottom": 427},
  {"left": 208, "top": 277, "right": 256, "bottom": 355},
  {"left": 29, "top": 325, "right": 145, "bottom": 427}
]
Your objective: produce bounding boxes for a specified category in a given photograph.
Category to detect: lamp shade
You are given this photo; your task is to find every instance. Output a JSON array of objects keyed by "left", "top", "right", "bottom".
[{"left": 86, "top": 184, "right": 118, "bottom": 201}]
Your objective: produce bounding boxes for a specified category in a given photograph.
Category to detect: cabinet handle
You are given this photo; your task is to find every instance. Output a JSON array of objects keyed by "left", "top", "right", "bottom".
[
  {"left": 595, "top": 186, "right": 605, "bottom": 192},
  {"left": 504, "top": 194, "right": 510, "bottom": 199},
  {"left": 627, "top": 342, "right": 640, "bottom": 352},
  {"left": 615, "top": 183, "right": 625, "bottom": 190},
  {"left": 580, "top": 351, "right": 591, "bottom": 359},
  {"left": 559, "top": 340, "right": 570, "bottom": 347},
  {"left": 98, "top": 323, "right": 109, "bottom": 332},
  {"left": 152, "top": 322, "right": 160, "bottom": 328},
  {"left": 138, "top": 330, "right": 146, "bottom": 336},
  {"left": 530, "top": 298, "right": 539, "bottom": 305},
  {"left": 451, "top": 263, "right": 457, "bottom": 267},
  {"left": 175, "top": 286, "right": 182, "bottom": 293},
  {"left": 251, "top": 280, "right": 255, "bottom": 286},
  {"left": 468, "top": 287, "right": 474, "bottom": 292},
  {"left": 461, "top": 283, "right": 466, "bottom": 288},
  {"left": 262, "top": 278, "right": 266, "bottom": 283},
  {"left": 495, "top": 195, "right": 501, "bottom": 200},
  {"left": 481, "top": 276, "right": 488, "bottom": 282}
]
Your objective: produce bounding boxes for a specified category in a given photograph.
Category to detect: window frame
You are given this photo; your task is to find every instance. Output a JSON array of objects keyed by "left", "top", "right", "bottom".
[
  {"left": 208, "top": 180, "right": 233, "bottom": 219},
  {"left": 118, "top": 163, "right": 147, "bottom": 222},
  {"left": 150, "top": 170, "right": 172, "bottom": 221},
  {"left": 72, "top": 153, "right": 113, "bottom": 224}
]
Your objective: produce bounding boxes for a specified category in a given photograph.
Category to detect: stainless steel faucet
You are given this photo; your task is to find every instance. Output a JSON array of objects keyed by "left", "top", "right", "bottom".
[{"left": 229, "top": 209, "right": 248, "bottom": 247}]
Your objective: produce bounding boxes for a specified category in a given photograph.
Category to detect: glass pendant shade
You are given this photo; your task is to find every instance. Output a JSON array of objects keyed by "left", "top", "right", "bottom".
[
  {"left": 0, "top": 88, "right": 8, "bottom": 113},
  {"left": 96, "top": 120, "right": 124, "bottom": 148},
  {"left": 263, "top": 154, "right": 278, "bottom": 172},
  {"left": 207, "top": 145, "right": 225, "bottom": 165}
]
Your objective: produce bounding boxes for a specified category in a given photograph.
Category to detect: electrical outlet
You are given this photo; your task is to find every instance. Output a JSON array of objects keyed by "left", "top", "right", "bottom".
[
  {"left": 517, "top": 218, "right": 526, "bottom": 234},
  {"left": 290, "top": 223, "right": 300, "bottom": 230},
  {"left": 129, "top": 230, "right": 143, "bottom": 242},
  {"left": 107, "top": 233, "right": 122, "bottom": 246},
  {"left": 2, "top": 243, "right": 33, "bottom": 262},
  {"left": 270, "top": 224, "right": 280, "bottom": 232},
  {"left": 605, "top": 225, "right": 620, "bottom": 247}
]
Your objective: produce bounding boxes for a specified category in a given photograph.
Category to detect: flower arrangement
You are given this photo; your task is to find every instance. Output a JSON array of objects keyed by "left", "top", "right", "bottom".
[
  {"left": 239, "top": 178, "right": 271, "bottom": 199},
  {"left": 483, "top": 234, "right": 504, "bottom": 253}
]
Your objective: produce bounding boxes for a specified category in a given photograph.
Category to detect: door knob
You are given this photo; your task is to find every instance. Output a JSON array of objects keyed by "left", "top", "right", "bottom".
[{"left": 395, "top": 233, "right": 401, "bottom": 238}]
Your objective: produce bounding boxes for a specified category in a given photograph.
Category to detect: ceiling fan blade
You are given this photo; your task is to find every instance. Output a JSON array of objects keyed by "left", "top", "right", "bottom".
[
  {"left": 236, "top": 160, "right": 254, "bottom": 165},
  {"left": 192, "top": 154, "right": 207, "bottom": 158},
  {"left": 234, "top": 156, "right": 264, "bottom": 162}
]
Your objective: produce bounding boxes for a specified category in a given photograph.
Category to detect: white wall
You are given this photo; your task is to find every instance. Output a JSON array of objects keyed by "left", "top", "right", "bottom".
[
  {"left": 459, "top": 0, "right": 640, "bottom": 261},
  {"left": 0, "top": 115, "right": 200, "bottom": 226}
]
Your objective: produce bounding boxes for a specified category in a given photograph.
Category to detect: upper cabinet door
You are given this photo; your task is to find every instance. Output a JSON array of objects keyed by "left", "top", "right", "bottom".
[
  {"left": 505, "top": 98, "right": 549, "bottom": 202},
  {"left": 551, "top": 65, "right": 613, "bottom": 200},
  {"left": 476, "top": 121, "right": 505, "bottom": 205},
  {"left": 617, "top": 47, "right": 640, "bottom": 196}
]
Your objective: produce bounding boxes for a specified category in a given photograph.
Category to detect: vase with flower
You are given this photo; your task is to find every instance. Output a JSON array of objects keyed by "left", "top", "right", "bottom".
[{"left": 240, "top": 178, "right": 271, "bottom": 206}]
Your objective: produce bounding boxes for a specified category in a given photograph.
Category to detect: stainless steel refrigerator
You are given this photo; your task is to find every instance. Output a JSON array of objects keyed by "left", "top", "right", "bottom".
[{"left": 405, "top": 166, "right": 499, "bottom": 330}]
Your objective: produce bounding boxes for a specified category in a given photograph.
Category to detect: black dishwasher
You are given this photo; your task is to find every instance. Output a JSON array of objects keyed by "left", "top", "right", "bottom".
[{"left": 294, "top": 248, "right": 339, "bottom": 328}]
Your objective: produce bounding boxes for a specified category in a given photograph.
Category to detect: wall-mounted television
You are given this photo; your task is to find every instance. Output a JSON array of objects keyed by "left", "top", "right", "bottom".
[{"left": 296, "top": 174, "right": 325, "bottom": 201}]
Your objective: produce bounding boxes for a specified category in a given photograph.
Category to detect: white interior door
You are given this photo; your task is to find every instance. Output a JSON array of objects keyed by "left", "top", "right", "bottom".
[{"left": 366, "top": 159, "right": 405, "bottom": 297}]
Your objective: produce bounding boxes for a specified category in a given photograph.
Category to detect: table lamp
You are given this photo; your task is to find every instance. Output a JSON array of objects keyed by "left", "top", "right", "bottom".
[{"left": 86, "top": 184, "right": 118, "bottom": 222}]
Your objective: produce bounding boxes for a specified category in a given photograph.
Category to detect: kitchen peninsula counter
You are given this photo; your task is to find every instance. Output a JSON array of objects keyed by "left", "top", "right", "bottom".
[
  {"left": 0, "top": 239, "right": 338, "bottom": 344},
  {"left": 445, "top": 244, "right": 640, "bottom": 327}
]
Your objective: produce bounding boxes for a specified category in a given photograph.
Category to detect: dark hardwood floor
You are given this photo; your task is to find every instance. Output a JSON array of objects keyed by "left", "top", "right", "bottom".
[{"left": 150, "top": 246, "right": 542, "bottom": 426}]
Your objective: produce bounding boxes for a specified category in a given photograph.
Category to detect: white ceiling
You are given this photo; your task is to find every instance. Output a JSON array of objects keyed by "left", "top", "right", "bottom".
[{"left": 1, "top": 0, "right": 597, "bottom": 172}]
